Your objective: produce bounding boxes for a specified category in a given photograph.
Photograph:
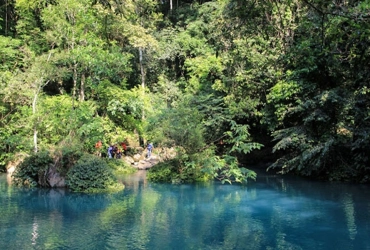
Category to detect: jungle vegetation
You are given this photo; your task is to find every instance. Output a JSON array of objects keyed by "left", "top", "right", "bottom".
[{"left": 1, "top": 0, "right": 370, "bottom": 186}]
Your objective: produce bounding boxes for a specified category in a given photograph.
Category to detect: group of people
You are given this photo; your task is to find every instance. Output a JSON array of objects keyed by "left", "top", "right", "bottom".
[
  {"left": 94, "top": 140, "right": 127, "bottom": 159},
  {"left": 107, "top": 141, "right": 127, "bottom": 159},
  {"left": 94, "top": 140, "right": 153, "bottom": 159}
]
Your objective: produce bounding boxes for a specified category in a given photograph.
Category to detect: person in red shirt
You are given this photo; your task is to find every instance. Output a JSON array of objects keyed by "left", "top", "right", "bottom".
[
  {"left": 120, "top": 141, "right": 127, "bottom": 155},
  {"left": 95, "top": 140, "right": 102, "bottom": 157}
]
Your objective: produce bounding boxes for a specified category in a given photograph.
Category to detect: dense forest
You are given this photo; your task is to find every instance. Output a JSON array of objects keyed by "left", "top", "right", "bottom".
[{"left": 1, "top": 0, "right": 370, "bottom": 185}]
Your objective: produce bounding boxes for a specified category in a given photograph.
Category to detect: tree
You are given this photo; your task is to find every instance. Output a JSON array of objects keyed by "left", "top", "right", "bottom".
[{"left": 265, "top": 1, "right": 370, "bottom": 181}]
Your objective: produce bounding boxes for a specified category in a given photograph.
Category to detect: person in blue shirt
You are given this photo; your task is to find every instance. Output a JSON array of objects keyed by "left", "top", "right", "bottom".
[
  {"left": 146, "top": 142, "right": 153, "bottom": 158},
  {"left": 107, "top": 145, "right": 113, "bottom": 158}
]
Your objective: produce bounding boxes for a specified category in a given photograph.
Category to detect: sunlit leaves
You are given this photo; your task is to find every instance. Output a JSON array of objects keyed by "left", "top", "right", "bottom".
[
  {"left": 266, "top": 76, "right": 302, "bottom": 124},
  {"left": 184, "top": 53, "right": 223, "bottom": 93},
  {"left": 0, "top": 37, "right": 24, "bottom": 71},
  {"left": 202, "top": 155, "right": 256, "bottom": 184},
  {"left": 226, "top": 121, "right": 263, "bottom": 154}
]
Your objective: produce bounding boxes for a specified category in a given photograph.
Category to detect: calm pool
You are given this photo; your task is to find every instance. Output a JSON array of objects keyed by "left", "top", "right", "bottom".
[{"left": 1, "top": 169, "right": 370, "bottom": 250}]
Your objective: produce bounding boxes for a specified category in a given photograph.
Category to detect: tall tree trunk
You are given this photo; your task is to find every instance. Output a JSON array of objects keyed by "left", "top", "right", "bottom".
[
  {"left": 139, "top": 47, "right": 145, "bottom": 89},
  {"left": 32, "top": 51, "right": 52, "bottom": 152},
  {"left": 139, "top": 47, "right": 145, "bottom": 147},
  {"left": 5, "top": 0, "right": 8, "bottom": 36},
  {"left": 32, "top": 80, "right": 50, "bottom": 153},
  {"left": 72, "top": 61, "right": 78, "bottom": 108},
  {"left": 79, "top": 72, "right": 85, "bottom": 101},
  {"left": 32, "top": 87, "right": 40, "bottom": 153}
]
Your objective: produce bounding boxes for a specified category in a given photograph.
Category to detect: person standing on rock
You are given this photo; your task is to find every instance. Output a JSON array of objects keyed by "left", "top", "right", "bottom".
[{"left": 146, "top": 142, "right": 153, "bottom": 159}]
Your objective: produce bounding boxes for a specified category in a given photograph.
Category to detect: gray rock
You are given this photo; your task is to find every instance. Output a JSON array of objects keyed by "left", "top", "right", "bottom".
[
  {"left": 124, "top": 156, "right": 135, "bottom": 164},
  {"left": 46, "top": 165, "right": 66, "bottom": 188},
  {"left": 133, "top": 153, "right": 144, "bottom": 162}
]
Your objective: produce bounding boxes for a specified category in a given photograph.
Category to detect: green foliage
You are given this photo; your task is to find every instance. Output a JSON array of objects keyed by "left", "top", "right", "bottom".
[
  {"left": 11, "top": 144, "right": 127, "bottom": 191},
  {"left": 54, "top": 145, "right": 85, "bottom": 176},
  {"left": 146, "top": 99, "right": 210, "bottom": 184},
  {"left": 3, "top": 0, "right": 370, "bottom": 184},
  {"left": 148, "top": 149, "right": 257, "bottom": 184},
  {"left": 147, "top": 158, "right": 211, "bottom": 184},
  {"left": 66, "top": 154, "right": 122, "bottom": 193},
  {"left": 0, "top": 37, "right": 24, "bottom": 71},
  {"left": 147, "top": 159, "right": 184, "bottom": 183},
  {"left": 202, "top": 155, "right": 257, "bottom": 184},
  {"left": 265, "top": 76, "right": 302, "bottom": 128},
  {"left": 33, "top": 95, "right": 119, "bottom": 152},
  {"left": 226, "top": 121, "right": 264, "bottom": 154},
  {"left": 100, "top": 84, "right": 147, "bottom": 130},
  {"left": 106, "top": 159, "right": 137, "bottom": 175},
  {"left": 14, "top": 0, "right": 49, "bottom": 55},
  {"left": 12, "top": 151, "right": 53, "bottom": 187},
  {"left": 263, "top": 0, "right": 370, "bottom": 182},
  {"left": 146, "top": 95, "right": 206, "bottom": 153},
  {"left": 184, "top": 53, "right": 223, "bottom": 93}
]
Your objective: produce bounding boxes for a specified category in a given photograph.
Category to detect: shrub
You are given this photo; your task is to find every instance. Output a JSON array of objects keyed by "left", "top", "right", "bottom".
[
  {"left": 202, "top": 155, "right": 257, "bottom": 184},
  {"left": 105, "top": 158, "right": 137, "bottom": 175},
  {"left": 54, "top": 146, "right": 84, "bottom": 176},
  {"left": 66, "top": 154, "right": 123, "bottom": 192},
  {"left": 147, "top": 160, "right": 178, "bottom": 183},
  {"left": 12, "top": 151, "right": 53, "bottom": 187},
  {"left": 148, "top": 152, "right": 257, "bottom": 184},
  {"left": 147, "top": 158, "right": 211, "bottom": 184}
]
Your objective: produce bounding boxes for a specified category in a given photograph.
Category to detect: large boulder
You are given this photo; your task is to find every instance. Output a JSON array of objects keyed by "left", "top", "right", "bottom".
[
  {"left": 47, "top": 167, "right": 66, "bottom": 188},
  {"left": 156, "top": 147, "right": 177, "bottom": 161},
  {"left": 38, "top": 164, "right": 66, "bottom": 188},
  {"left": 6, "top": 152, "right": 28, "bottom": 175},
  {"left": 7, "top": 166, "right": 15, "bottom": 175},
  {"left": 124, "top": 156, "right": 135, "bottom": 164},
  {"left": 133, "top": 153, "right": 144, "bottom": 162}
]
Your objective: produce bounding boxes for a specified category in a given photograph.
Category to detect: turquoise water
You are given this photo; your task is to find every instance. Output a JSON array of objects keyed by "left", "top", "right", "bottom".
[{"left": 1, "top": 170, "right": 370, "bottom": 250}]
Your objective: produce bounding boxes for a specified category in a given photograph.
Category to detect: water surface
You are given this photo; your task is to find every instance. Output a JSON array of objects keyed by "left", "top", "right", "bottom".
[{"left": 1, "top": 170, "right": 370, "bottom": 250}]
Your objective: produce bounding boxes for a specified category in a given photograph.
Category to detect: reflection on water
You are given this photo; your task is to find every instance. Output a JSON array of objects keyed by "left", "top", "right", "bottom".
[
  {"left": 1, "top": 170, "right": 370, "bottom": 250},
  {"left": 342, "top": 193, "right": 357, "bottom": 240},
  {"left": 31, "top": 217, "right": 39, "bottom": 245}
]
